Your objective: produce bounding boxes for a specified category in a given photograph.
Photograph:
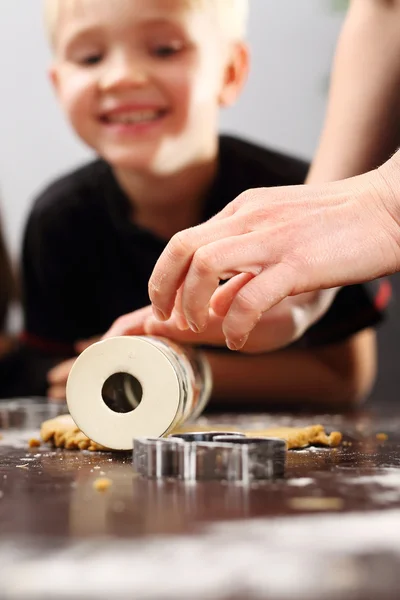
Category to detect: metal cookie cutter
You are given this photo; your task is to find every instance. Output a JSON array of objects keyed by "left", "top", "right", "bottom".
[
  {"left": 168, "top": 431, "right": 246, "bottom": 443},
  {"left": 133, "top": 437, "right": 184, "bottom": 479},
  {"left": 133, "top": 432, "right": 242, "bottom": 479},
  {"left": 133, "top": 432, "right": 286, "bottom": 483},
  {"left": 169, "top": 431, "right": 247, "bottom": 482},
  {"left": 213, "top": 435, "right": 286, "bottom": 483}
]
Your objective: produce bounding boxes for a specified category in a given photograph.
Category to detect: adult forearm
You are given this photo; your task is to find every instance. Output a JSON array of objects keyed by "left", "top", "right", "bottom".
[{"left": 307, "top": 0, "right": 400, "bottom": 183}]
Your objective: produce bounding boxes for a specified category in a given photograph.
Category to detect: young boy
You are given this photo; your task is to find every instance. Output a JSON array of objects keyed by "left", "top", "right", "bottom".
[{"left": 22, "top": 0, "right": 387, "bottom": 405}]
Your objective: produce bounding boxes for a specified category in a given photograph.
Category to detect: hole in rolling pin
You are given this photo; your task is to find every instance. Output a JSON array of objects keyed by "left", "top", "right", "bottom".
[{"left": 102, "top": 373, "right": 143, "bottom": 414}]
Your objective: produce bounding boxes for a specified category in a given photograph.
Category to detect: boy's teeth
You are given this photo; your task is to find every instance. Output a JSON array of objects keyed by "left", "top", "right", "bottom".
[{"left": 107, "top": 110, "right": 161, "bottom": 124}]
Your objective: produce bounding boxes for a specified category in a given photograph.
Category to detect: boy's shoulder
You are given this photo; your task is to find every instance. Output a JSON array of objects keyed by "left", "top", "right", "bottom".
[
  {"left": 205, "top": 135, "right": 310, "bottom": 216},
  {"left": 219, "top": 135, "right": 309, "bottom": 188},
  {"left": 30, "top": 159, "right": 112, "bottom": 223}
]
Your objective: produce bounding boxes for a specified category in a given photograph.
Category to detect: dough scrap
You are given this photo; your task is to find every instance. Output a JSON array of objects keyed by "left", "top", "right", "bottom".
[
  {"left": 288, "top": 497, "right": 344, "bottom": 511},
  {"left": 175, "top": 423, "right": 342, "bottom": 449},
  {"left": 40, "top": 414, "right": 107, "bottom": 452},
  {"left": 93, "top": 477, "right": 113, "bottom": 492},
  {"left": 40, "top": 414, "right": 342, "bottom": 452}
]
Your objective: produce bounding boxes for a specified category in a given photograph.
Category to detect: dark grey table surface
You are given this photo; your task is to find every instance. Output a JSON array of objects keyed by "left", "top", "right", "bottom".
[{"left": 1, "top": 399, "right": 400, "bottom": 599}]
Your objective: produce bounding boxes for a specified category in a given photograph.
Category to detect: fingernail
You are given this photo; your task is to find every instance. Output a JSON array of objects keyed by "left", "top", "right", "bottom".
[
  {"left": 226, "top": 336, "right": 248, "bottom": 351},
  {"left": 176, "top": 316, "right": 190, "bottom": 331},
  {"left": 226, "top": 339, "right": 239, "bottom": 351},
  {"left": 188, "top": 321, "right": 201, "bottom": 334},
  {"left": 171, "top": 309, "right": 189, "bottom": 331},
  {"left": 152, "top": 306, "right": 167, "bottom": 321}
]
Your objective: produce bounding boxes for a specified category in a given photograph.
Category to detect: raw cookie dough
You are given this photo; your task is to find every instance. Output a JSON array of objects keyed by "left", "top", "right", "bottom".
[
  {"left": 40, "top": 414, "right": 342, "bottom": 451},
  {"left": 175, "top": 423, "right": 342, "bottom": 449},
  {"left": 40, "top": 414, "right": 107, "bottom": 452}
]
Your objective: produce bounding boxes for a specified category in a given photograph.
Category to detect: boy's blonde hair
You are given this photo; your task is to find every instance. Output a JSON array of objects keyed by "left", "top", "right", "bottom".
[
  {"left": 44, "top": 0, "right": 249, "bottom": 47},
  {"left": 208, "top": 0, "right": 249, "bottom": 40}
]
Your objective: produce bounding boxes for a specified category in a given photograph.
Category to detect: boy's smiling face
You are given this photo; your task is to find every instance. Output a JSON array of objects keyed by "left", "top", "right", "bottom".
[{"left": 50, "top": 0, "right": 248, "bottom": 174}]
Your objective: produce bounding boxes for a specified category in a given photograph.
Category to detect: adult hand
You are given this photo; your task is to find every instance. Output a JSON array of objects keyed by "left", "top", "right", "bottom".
[
  {"left": 148, "top": 159, "right": 400, "bottom": 350},
  {"left": 103, "top": 306, "right": 153, "bottom": 340},
  {"left": 104, "top": 290, "right": 338, "bottom": 353}
]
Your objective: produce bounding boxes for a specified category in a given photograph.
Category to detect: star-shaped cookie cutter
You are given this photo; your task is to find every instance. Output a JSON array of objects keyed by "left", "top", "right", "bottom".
[{"left": 132, "top": 432, "right": 286, "bottom": 483}]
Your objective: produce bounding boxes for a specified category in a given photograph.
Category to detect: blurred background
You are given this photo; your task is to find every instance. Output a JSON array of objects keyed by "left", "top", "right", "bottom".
[{"left": 1, "top": 0, "right": 397, "bottom": 407}]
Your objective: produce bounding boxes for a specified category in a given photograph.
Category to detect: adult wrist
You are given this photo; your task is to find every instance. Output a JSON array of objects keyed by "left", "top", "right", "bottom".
[
  {"left": 376, "top": 150, "right": 400, "bottom": 227},
  {"left": 373, "top": 150, "right": 400, "bottom": 271}
]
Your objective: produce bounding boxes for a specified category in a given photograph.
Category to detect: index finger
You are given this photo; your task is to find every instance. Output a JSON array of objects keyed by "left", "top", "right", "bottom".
[{"left": 148, "top": 216, "right": 242, "bottom": 320}]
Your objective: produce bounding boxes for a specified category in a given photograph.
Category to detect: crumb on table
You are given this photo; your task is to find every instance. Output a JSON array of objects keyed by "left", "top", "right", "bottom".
[
  {"left": 28, "top": 438, "right": 41, "bottom": 448},
  {"left": 376, "top": 433, "right": 388, "bottom": 441},
  {"left": 288, "top": 497, "right": 344, "bottom": 511},
  {"left": 93, "top": 477, "right": 113, "bottom": 492}
]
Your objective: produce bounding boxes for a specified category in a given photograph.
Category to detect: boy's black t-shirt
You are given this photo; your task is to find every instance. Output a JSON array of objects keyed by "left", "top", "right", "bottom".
[{"left": 21, "top": 135, "right": 389, "bottom": 355}]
